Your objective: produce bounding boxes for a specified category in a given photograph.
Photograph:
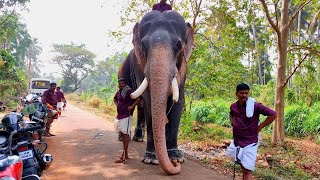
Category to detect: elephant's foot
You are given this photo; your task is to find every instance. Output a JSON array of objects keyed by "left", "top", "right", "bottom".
[
  {"left": 141, "top": 151, "right": 159, "bottom": 165},
  {"left": 168, "top": 148, "right": 185, "bottom": 163},
  {"left": 132, "top": 127, "right": 144, "bottom": 142}
]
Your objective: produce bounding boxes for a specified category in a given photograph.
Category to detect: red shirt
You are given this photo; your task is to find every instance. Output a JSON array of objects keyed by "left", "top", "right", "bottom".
[
  {"left": 55, "top": 90, "right": 65, "bottom": 102},
  {"left": 42, "top": 89, "right": 57, "bottom": 106},
  {"left": 114, "top": 89, "right": 135, "bottom": 119},
  {"left": 230, "top": 101, "right": 276, "bottom": 147}
]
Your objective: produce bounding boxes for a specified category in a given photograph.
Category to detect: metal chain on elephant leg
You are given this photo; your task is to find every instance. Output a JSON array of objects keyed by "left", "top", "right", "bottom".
[
  {"left": 167, "top": 148, "right": 184, "bottom": 163},
  {"left": 142, "top": 151, "right": 159, "bottom": 164}
]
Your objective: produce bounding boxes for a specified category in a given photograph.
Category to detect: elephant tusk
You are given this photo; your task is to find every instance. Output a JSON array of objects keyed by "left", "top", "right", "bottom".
[
  {"left": 172, "top": 77, "right": 179, "bottom": 103},
  {"left": 131, "top": 77, "right": 148, "bottom": 99}
]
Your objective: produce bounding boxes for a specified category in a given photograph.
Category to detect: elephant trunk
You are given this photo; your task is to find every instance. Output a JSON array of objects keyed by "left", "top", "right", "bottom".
[{"left": 149, "top": 45, "right": 181, "bottom": 175}]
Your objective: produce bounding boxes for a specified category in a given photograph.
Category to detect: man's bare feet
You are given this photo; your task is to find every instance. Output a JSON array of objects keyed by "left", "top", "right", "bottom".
[{"left": 114, "top": 153, "right": 126, "bottom": 163}]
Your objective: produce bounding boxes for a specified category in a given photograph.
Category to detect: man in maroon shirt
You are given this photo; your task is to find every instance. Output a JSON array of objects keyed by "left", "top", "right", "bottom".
[
  {"left": 226, "top": 83, "right": 277, "bottom": 180},
  {"left": 152, "top": 0, "right": 172, "bottom": 12},
  {"left": 42, "top": 82, "right": 58, "bottom": 137},
  {"left": 113, "top": 78, "right": 142, "bottom": 163}
]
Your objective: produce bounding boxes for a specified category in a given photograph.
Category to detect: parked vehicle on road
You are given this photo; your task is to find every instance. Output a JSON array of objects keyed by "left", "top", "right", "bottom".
[
  {"left": 0, "top": 126, "right": 42, "bottom": 180},
  {"left": 0, "top": 104, "right": 53, "bottom": 178},
  {"left": 29, "top": 78, "right": 51, "bottom": 95},
  {"left": 21, "top": 94, "right": 41, "bottom": 108}
]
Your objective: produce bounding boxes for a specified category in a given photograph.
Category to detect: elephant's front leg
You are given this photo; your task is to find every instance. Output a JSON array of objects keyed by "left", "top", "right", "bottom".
[
  {"left": 142, "top": 114, "right": 159, "bottom": 165},
  {"left": 132, "top": 103, "right": 145, "bottom": 142},
  {"left": 166, "top": 98, "right": 184, "bottom": 163}
]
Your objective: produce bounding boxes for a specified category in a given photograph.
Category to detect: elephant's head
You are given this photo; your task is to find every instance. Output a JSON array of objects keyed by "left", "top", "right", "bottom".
[{"left": 131, "top": 11, "right": 194, "bottom": 175}]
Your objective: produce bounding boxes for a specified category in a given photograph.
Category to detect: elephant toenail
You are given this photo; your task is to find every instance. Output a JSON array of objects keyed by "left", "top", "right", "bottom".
[
  {"left": 144, "top": 159, "right": 152, "bottom": 164},
  {"left": 171, "top": 159, "right": 178, "bottom": 163},
  {"left": 152, "top": 159, "right": 159, "bottom": 165}
]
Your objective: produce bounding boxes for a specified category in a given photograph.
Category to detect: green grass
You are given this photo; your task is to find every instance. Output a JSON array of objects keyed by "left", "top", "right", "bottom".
[
  {"left": 255, "top": 163, "right": 312, "bottom": 180},
  {"left": 179, "top": 113, "right": 232, "bottom": 143}
]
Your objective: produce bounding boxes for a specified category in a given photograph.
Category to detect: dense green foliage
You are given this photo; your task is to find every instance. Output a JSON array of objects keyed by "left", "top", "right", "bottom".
[
  {"left": 0, "top": 1, "right": 40, "bottom": 107},
  {"left": 184, "top": 91, "right": 320, "bottom": 143},
  {"left": 79, "top": 52, "right": 127, "bottom": 102}
]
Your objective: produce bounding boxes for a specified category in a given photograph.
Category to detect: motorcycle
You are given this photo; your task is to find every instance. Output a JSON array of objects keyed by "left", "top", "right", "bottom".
[
  {"left": 21, "top": 94, "right": 58, "bottom": 141},
  {"left": 0, "top": 126, "right": 42, "bottom": 180},
  {"left": 28, "top": 101, "right": 59, "bottom": 141},
  {"left": 20, "top": 94, "right": 41, "bottom": 108},
  {"left": 0, "top": 104, "right": 53, "bottom": 178}
]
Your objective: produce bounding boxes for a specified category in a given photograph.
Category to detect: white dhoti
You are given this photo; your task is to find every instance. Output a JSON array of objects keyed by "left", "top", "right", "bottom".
[
  {"left": 114, "top": 116, "right": 132, "bottom": 135},
  {"left": 57, "top": 102, "right": 63, "bottom": 109},
  {"left": 225, "top": 140, "right": 259, "bottom": 171}
]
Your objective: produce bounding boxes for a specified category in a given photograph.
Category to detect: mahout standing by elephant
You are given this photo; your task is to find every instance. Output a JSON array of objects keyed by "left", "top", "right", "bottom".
[
  {"left": 114, "top": 78, "right": 142, "bottom": 163},
  {"left": 118, "top": 10, "right": 194, "bottom": 175}
]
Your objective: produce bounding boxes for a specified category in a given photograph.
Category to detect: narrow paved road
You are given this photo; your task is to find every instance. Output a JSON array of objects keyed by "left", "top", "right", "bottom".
[{"left": 41, "top": 104, "right": 229, "bottom": 180}]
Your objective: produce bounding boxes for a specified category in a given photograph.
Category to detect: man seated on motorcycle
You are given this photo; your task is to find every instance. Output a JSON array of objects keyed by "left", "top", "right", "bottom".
[{"left": 42, "top": 82, "right": 58, "bottom": 137}]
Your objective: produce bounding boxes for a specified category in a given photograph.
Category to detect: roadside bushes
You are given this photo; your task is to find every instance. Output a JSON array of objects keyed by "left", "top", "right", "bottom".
[
  {"left": 284, "top": 104, "right": 309, "bottom": 137},
  {"left": 188, "top": 99, "right": 320, "bottom": 141},
  {"left": 284, "top": 102, "right": 320, "bottom": 139},
  {"left": 87, "top": 96, "right": 102, "bottom": 108},
  {"left": 66, "top": 92, "right": 116, "bottom": 116},
  {"left": 191, "top": 101, "right": 214, "bottom": 123},
  {"left": 190, "top": 100, "right": 231, "bottom": 127}
]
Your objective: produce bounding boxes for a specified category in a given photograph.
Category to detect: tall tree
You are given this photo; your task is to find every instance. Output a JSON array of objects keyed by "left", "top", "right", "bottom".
[
  {"left": 52, "top": 43, "right": 95, "bottom": 93},
  {"left": 27, "top": 38, "right": 42, "bottom": 79},
  {"left": 80, "top": 52, "right": 127, "bottom": 98},
  {"left": 258, "top": 0, "right": 319, "bottom": 145}
]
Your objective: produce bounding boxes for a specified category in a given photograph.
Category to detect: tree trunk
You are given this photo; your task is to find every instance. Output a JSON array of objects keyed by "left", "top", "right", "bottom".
[
  {"left": 252, "top": 21, "right": 263, "bottom": 84},
  {"left": 272, "top": 0, "right": 290, "bottom": 145},
  {"left": 298, "top": 10, "right": 301, "bottom": 44}
]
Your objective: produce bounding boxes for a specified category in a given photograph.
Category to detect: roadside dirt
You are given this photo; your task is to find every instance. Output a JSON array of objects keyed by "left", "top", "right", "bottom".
[{"left": 38, "top": 104, "right": 230, "bottom": 180}]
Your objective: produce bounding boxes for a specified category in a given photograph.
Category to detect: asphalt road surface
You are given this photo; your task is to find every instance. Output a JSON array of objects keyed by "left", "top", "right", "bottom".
[{"left": 41, "top": 104, "right": 229, "bottom": 180}]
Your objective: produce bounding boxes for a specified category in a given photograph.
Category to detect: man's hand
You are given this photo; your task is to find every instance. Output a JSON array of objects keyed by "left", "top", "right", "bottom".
[
  {"left": 128, "top": 105, "right": 134, "bottom": 111},
  {"left": 257, "top": 115, "right": 277, "bottom": 133},
  {"left": 257, "top": 125, "right": 263, "bottom": 133}
]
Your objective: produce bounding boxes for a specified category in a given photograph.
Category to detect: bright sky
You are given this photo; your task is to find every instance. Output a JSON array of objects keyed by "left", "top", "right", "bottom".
[{"left": 21, "top": 0, "right": 132, "bottom": 76}]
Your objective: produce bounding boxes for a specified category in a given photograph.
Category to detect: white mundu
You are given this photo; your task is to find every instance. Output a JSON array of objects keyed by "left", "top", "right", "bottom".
[
  {"left": 226, "top": 140, "right": 259, "bottom": 171},
  {"left": 114, "top": 116, "right": 133, "bottom": 135}
]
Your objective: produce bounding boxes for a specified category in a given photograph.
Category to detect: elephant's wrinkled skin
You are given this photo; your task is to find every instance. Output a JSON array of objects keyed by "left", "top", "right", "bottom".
[{"left": 118, "top": 10, "right": 194, "bottom": 175}]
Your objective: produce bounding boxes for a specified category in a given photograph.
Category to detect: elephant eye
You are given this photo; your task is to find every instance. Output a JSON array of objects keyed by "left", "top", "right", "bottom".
[
  {"left": 175, "top": 40, "right": 182, "bottom": 52},
  {"left": 141, "top": 40, "right": 148, "bottom": 57}
]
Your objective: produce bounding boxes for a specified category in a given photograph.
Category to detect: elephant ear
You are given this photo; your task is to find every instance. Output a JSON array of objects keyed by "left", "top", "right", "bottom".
[
  {"left": 183, "top": 23, "right": 194, "bottom": 62},
  {"left": 132, "top": 22, "right": 147, "bottom": 71},
  {"left": 176, "top": 23, "right": 194, "bottom": 85}
]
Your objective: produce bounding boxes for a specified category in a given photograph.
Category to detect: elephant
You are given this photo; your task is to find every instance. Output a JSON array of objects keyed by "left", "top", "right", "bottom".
[{"left": 118, "top": 10, "right": 194, "bottom": 175}]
